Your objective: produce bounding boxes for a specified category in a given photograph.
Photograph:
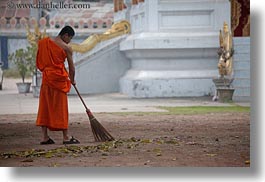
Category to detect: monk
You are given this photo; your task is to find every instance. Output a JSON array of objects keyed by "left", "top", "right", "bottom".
[{"left": 36, "top": 26, "right": 80, "bottom": 145}]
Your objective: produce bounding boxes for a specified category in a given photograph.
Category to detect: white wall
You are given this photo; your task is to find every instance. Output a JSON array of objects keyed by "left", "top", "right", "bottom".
[
  {"left": 119, "top": 0, "right": 231, "bottom": 98},
  {"left": 69, "top": 36, "right": 130, "bottom": 94}
]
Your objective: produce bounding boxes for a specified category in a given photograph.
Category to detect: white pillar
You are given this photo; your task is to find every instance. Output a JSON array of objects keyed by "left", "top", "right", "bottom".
[
  {"left": 146, "top": 0, "right": 158, "bottom": 32},
  {"left": 120, "top": 0, "right": 231, "bottom": 98}
]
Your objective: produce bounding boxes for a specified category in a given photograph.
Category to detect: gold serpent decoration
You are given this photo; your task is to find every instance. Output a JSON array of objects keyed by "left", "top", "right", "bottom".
[
  {"left": 231, "top": 0, "right": 241, "bottom": 37},
  {"left": 26, "top": 24, "right": 48, "bottom": 46},
  {"left": 242, "top": 15, "right": 250, "bottom": 37},
  {"left": 69, "top": 20, "right": 130, "bottom": 53}
]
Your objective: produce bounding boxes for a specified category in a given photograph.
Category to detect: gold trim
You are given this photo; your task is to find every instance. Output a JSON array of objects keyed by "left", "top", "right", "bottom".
[
  {"left": 231, "top": 0, "right": 241, "bottom": 36},
  {"left": 218, "top": 22, "right": 234, "bottom": 77},
  {"left": 242, "top": 15, "right": 250, "bottom": 36},
  {"left": 26, "top": 24, "right": 47, "bottom": 46},
  {"left": 69, "top": 20, "right": 130, "bottom": 53}
]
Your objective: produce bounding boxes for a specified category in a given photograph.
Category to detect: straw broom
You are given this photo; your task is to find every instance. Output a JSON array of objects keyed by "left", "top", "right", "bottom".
[{"left": 73, "top": 84, "right": 115, "bottom": 142}]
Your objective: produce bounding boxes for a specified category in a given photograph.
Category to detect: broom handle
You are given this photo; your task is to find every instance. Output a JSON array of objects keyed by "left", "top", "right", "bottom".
[{"left": 72, "top": 84, "right": 89, "bottom": 111}]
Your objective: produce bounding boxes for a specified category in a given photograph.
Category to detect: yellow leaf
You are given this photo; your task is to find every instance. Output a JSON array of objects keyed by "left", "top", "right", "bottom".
[
  {"left": 156, "top": 140, "right": 164, "bottom": 144},
  {"left": 165, "top": 140, "right": 179, "bottom": 145},
  {"left": 72, "top": 154, "right": 79, "bottom": 157},
  {"left": 45, "top": 152, "right": 53, "bottom": 158},
  {"left": 141, "top": 139, "right": 152, "bottom": 143},
  {"left": 153, "top": 148, "right": 161, "bottom": 153}
]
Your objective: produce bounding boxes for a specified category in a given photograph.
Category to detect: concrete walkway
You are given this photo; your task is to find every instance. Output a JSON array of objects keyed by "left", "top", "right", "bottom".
[{"left": 0, "top": 78, "right": 250, "bottom": 115}]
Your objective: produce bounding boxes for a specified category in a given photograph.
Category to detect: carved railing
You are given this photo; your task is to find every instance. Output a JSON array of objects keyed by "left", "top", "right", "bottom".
[{"left": 69, "top": 20, "right": 130, "bottom": 53}]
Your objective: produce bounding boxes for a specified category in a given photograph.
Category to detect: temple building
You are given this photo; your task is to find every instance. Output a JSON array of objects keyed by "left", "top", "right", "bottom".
[
  {"left": 0, "top": 0, "right": 250, "bottom": 101},
  {"left": 0, "top": 0, "right": 114, "bottom": 68}
]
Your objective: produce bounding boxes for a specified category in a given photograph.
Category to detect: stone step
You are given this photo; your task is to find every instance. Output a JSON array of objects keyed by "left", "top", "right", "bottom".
[
  {"left": 73, "top": 35, "right": 127, "bottom": 65},
  {"left": 233, "top": 69, "right": 250, "bottom": 79},
  {"left": 233, "top": 89, "right": 250, "bottom": 98},
  {"left": 233, "top": 37, "right": 250, "bottom": 45},
  {"left": 233, "top": 96, "right": 251, "bottom": 102},
  {"left": 234, "top": 45, "right": 250, "bottom": 54},
  {"left": 233, "top": 88, "right": 250, "bottom": 94},
  {"left": 233, "top": 37, "right": 250, "bottom": 56},
  {"left": 232, "top": 78, "right": 250, "bottom": 87},
  {"left": 233, "top": 61, "right": 250, "bottom": 69},
  {"left": 233, "top": 54, "right": 250, "bottom": 62},
  {"left": 233, "top": 88, "right": 250, "bottom": 98},
  {"left": 71, "top": 36, "right": 131, "bottom": 94}
]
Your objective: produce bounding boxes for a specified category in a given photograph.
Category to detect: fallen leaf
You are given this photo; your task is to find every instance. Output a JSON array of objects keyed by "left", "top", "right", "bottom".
[
  {"left": 186, "top": 141, "right": 197, "bottom": 145},
  {"left": 45, "top": 152, "right": 53, "bottom": 158},
  {"left": 165, "top": 140, "right": 179, "bottom": 145},
  {"left": 245, "top": 160, "right": 250, "bottom": 165},
  {"left": 144, "top": 160, "right": 150, "bottom": 165},
  {"left": 153, "top": 148, "right": 161, "bottom": 153},
  {"left": 102, "top": 153, "right": 109, "bottom": 156},
  {"left": 127, "top": 144, "right": 134, "bottom": 149},
  {"left": 141, "top": 139, "right": 152, "bottom": 143},
  {"left": 206, "top": 153, "right": 217, "bottom": 157},
  {"left": 72, "top": 153, "right": 79, "bottom": 157},
  {"left": 156, "top": 140, "right": 164, "bottom": 144},
  {"left": 130, "top": 137, "right": 140, "bottom": 142},
  {"left": 21, "top": 159, "right": 33, "bottom": 163}
]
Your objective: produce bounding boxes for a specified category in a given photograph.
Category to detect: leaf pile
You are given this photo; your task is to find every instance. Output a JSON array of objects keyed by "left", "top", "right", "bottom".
[{"left": 1, "top": 137, "right": 181, "bottom": 160}]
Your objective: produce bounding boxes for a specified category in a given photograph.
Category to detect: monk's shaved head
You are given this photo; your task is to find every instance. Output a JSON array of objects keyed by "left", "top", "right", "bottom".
[{"left": 59, "top": 26, "right": 75, "bottom": 37}]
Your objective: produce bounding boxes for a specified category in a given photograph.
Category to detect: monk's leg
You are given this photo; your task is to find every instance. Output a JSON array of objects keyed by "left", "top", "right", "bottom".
[
  {"left": 62, "top": 129, "right": 80, "bottom": 144},
  {"left": 41, "top": 126, "right": 49, "bottom": 142},
  {"left": 62, "top": 129, "right": 70, "bottom": 141}
]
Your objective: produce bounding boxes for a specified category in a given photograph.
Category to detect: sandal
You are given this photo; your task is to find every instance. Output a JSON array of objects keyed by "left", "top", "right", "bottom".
[
  {"left": 40, "top": 138, "right": 55, "bottom": 145},
  {"left": 63, "top": 136, "right": 80, "bottom": 145}
]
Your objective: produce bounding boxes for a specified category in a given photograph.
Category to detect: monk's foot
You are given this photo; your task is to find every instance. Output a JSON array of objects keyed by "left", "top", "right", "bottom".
[
  {"left": 40, "top": 137, "right": 55, "bottom": 145},
  {"left": 63, "top": 136, "right": 80, "bottom": 145}
]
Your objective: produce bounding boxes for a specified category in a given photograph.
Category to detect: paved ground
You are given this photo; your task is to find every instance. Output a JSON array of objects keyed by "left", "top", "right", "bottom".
[
  {"left": 0, "top": 78, "right": 250, "bottom": 167},
  {"left": 0, "top": 112, "right": 250, "bottom": 167},
  {"left": 0, "top": 78, "right": 250, "bottom": 115}
]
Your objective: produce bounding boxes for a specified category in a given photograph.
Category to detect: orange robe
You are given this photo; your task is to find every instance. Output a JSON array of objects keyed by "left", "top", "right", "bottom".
[{"left": 36, "top": 37, "right": 71, "bottom": 131}]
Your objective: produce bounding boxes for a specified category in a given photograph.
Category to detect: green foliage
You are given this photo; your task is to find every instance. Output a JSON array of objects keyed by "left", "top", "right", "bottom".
[
  {"left": 158, "top": 106, "right": 250, "bottom": 115},
  {"left": 3, "top": 68, "right": 32, "bottom": 78},
  {"left": 8, "top": 45, "right": 37, "bottom": 83},
  {"left": 3, "top": 68, "right": 21, "bottom": 78},
  {"left": 112, "top": 106, "right": 250, "bottom": 116}
]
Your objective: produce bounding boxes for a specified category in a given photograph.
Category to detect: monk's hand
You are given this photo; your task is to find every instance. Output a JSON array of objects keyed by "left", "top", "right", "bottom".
[{"left": 71, "top": 80, "right": 76, "bottom": 85}]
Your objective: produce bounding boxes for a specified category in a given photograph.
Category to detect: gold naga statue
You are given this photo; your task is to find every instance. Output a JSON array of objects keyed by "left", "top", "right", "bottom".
[
  {"left": 26, "top": 20, "right": 130, "bottom": 53},
  {"left": 26, "top": 24, "right": 48, "bottom": 46},
  {"left": 69, "top": 20, "right": 130, "bottom": 53},
  {"left": 217, "top": 22, "right": 234, "bottom": 78}
]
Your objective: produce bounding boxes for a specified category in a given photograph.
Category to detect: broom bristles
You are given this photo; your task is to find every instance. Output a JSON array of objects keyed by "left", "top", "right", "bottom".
[
  {"left": 87, "top": 110, "right": 115, "bottom": 142},
  {"left": 73, "top": 84, "right": 114, "bottom": 142}
]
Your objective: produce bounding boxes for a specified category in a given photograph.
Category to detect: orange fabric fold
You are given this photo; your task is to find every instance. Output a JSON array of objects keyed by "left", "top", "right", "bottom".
[
  {"left": 36, "top": 84, "right": 68, "bottom": 131},
  {"left": 36, "top": 37, "right": 71, "bottom": 93},
  {"left": 36, "top": 37, "right": 70, "bottom": 130}
]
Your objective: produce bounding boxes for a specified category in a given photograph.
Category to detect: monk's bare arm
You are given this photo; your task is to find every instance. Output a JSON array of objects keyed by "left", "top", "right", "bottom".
[{"left": 66, "top": 46, "right": 75, "bottom": 85}]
